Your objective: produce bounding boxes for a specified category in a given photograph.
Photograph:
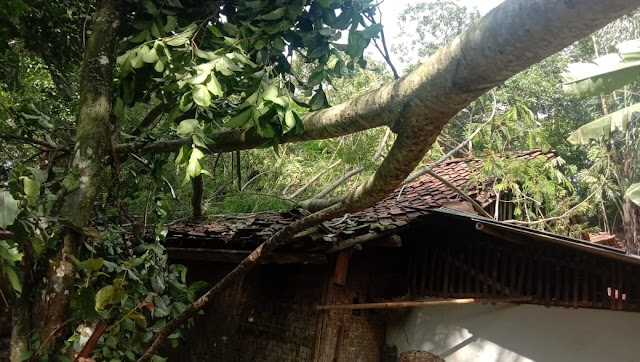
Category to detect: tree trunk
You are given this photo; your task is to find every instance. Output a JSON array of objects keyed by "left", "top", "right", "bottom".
[
  {"left": 623, "top": 198, "right": 640, "bottom": 253},
  {"left": 27, "top": 0, "right": 122, "bottom": 354}
]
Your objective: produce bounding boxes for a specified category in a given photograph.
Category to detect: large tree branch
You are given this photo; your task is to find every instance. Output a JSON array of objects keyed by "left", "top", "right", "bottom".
[{"left": 140, "top": 0, "right": 640, "bottom": 359}]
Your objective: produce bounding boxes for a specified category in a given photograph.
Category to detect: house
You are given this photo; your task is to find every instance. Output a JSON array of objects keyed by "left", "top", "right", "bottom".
[{"left": 164, "top": 150, "right": 640, "bottom": 362}]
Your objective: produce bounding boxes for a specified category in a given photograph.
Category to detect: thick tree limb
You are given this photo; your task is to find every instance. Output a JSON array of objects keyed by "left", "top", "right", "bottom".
[{"left": 139, "top": 0, "right": 640, "bottom": 359}]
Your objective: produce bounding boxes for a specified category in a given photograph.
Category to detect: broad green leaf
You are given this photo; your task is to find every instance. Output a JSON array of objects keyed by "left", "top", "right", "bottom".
[
  {"left": 22, "top": 177, "right": 40, "bottom": 205},
  {"left": 0, "top": 241, "right": 22, "bottom": 264},
  {"left": 4, "top": 265, "right": 22, "bottom": 293},
  {"left": 128, "top": 311, "right": 148, "bottom": 328},
  {"left": 82, "top": 257, "right": 104, "bottom": 272},
  {"left": 206, "top": 75, "right": 223, "bottom": 97},
  {"left": 208, "top": 25, "right": 223, "bottom": 37},
  {"left": 309, "top": 89, "right": 329, "bottom": 111},
  {"left": 192, "top": 85, "right": 212, "bottom": 107},
  {"left": 95, "top": 285, "right": 125, "bottom": 310},
  {"left": 283, "top": 109, "right": 296, "bottom": 133},
  {"left": 225, "top": 107, "right": 253, "bottom": 128},
  {"left": 154, "top": 60, "right": 165, "bottom": 73},
  {"left": 28, "top": 168, "right": 48, "bottom": 184},
  {"left": 360, "top": 23, "right": 383, "bottom": 39},
  {"left": 176, "top": 119, "right": 200, "bottom": 136},
  {"left": 259, "top": 7, "right": 285, "bottom": 20},
  {"left": 19, "top": 351, "right": 33, "bottom": 361},
  {"left": 185, "top": 147, "right": 205, "bottom": 181},
  {"left": 567, "top": 102, "right": 640, "bottom": 144},
  {"left": 174, "top": 143, "right": 191, "bottom": 165},
  {"left": 0, "top": 191, "right": 19, "bottom": 228},
  {"left": 625, "top": 183, "right": 640, "bottom": 206},
  {"left": 262, "top": 83, "right": 279, "bottom": 101},
  {"left": 563, "top": 39, "right": 640, "bottom": 97}
]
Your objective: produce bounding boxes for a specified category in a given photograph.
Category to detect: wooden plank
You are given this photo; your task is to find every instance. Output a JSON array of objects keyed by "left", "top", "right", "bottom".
[
  {"left": 510, "top": 253, "right": 517, "bottom": 296},
  {"left": 516, "top": 254, "right": 525, "bottom": 296},
  {"left": 428, "top": 244, "right": 437, "bottom": 295},
  {"left": 474, "top": 247, "right": 480, "bottom": 295},
  {"left": 483, "top": 249, "right": 490, "bottom": 296},
  {"left": 573, "top": 268, "right": 579, "bottom": 308},
  {"left": 443, "top": 249, "right": 450, "bottom": 298},
  {"left": 582, "top": 267, "right": 589, "bottom": 307},
  {"left": 317, "top": 297, "right": 534, "bottom": 311},
  {"left": 420, "top": 245, "right": 429, "bottom": 295},
  {"left": 545, "top": 262, "right": 552, "bottom": 306},
  {"left": 167, "top": 247, "right": 327, "bottom": 264},
  {"left": 554, "top": 265, "right": 561, "bottom": 306},
  {"left": 333, "top": 249, "right": 351, "bottom": 286}
]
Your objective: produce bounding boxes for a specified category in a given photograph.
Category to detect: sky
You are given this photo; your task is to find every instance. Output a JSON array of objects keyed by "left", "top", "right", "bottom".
[{"left": 371, "top": 0, "right": 506, "bottom": 70}]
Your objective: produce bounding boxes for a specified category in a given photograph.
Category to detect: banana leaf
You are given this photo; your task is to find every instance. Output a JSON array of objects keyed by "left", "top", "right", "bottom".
[
  {"left": 562, "top": 39, "right": 640, "bottom": 97},
  {"left": 568, "top": 102, "right": 640, "bottom": 144},
  {"left": 625, "top": 183, "right": 640, "bottom": 207}
]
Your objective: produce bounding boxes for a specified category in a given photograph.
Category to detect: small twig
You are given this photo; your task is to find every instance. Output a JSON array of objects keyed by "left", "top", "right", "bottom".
[
  {"left": 0, "top": 288, "right": 9, "bottom": 308},
  {"left": 285, "top": 161, "right": 340, "bottom": 200},
  {"left": 425, "top": 170, "right": 493, "bottom": 219}
]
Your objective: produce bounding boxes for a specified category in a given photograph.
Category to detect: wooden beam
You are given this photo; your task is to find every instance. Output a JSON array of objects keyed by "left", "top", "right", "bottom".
[
  {"left": 167, "top": 247, "right": 327, "bottom": 264},
  {"left": 316, "top": 296, "right": 533, "bottom": 311},
  {"left": 333, "top": 249, "right": 351, "bottom": 285}
]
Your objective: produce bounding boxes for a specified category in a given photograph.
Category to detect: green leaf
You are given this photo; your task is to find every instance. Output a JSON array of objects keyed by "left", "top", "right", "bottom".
[
  {"left": 4, "top": 265, "right": 22, "bottom": 293},
  {"left": 185, "top": 147, "right": 205, "bottom": 180},
  {"left": 360, "top": 23, "right": 383, "bottom": 39},
  {"left": 176, "top": 119, "right": 200, "bottom": 136},
  {"left": 79, "top": 287, "right": 98, "bottom": 321},
  {"left": 307, "top": 70, "right": 324, "bottom": 88},
  {"left": 625, "top": 183, "right": 640, "bottom": 206},
  {"left": 262, "top": 83, "right": 279, "bottom": 102},
  {"left": 567, "top": 102, "right": 640, "bottom": 144},
  {"left": 174, "top": 143, "right": 191, "bottom": 165},
  {"left": 192, "top": 85, "right": 212, "bottom": 107},
  {"left": 206, "top": 75, "right": 223, "bottom": 97},
  {"left": 128, "top": 311, "right": 148, "bottom": 328},
  {"left": 309, "top": 89, "right": 329, "bottom": 111},
  {"left": 208, "top": 25, "right": 223, "bottom": 37},
  {"left": 28, "top": 168, "right": 48, "bottom": 184},
  {"left": 20, "top": 351, "right": 33, "bottom": 361},
  {"left": 82, "top": 257, "right": 104, "bottom": 272},
  {"left": 0, "top": 191, "right": 19, "bottom": 228},
  {"left": 95, "top": 285, "right": 125, "bottom": 310},
  {"left": 259, "top": 7, "right": 285, "bottom": 20},
  {"left": 563, "top": 39, "right": 640, "bottom": 98},
  {"left": 225, "top": 107, "right": 253, "bottom": 128},
  {"left": 283, "top": 109, "right": 296, "bottom": 133},
  {"left": 22, "top": 177, "right": 40, "bottom": 205}
]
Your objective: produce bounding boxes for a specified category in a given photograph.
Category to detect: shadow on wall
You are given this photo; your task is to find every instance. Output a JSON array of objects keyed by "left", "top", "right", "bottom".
[{"left": 386, "top": 303, "right": 640, "bottom": 362}]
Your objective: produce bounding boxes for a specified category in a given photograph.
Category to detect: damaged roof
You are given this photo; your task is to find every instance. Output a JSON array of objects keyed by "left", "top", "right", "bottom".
[{"left": 166, "top": 149, "right": 556, "bottom": 252}]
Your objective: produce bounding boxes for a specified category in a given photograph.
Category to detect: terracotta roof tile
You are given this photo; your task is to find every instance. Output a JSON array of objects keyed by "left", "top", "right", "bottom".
[{"left": 166, "top": 149, "right": 556, "bottom": 250}]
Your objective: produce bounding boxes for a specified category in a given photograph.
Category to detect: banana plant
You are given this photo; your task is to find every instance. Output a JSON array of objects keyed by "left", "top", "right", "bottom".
[{"left": 562, "top": 39, "right": 640, "bottom": 206}]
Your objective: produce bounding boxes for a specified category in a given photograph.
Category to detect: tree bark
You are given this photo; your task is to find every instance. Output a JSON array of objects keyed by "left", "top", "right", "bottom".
[
  {"left": 139, "top": 0, "right": 640, "bottom": 359},
  {"left": 30, "top": 0, "right": 122, "bottom": 352}
]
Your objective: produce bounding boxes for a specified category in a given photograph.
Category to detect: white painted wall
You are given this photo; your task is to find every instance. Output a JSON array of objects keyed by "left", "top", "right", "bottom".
[{"left": 386, "top": 303, "right": 640, "bottom": 362}]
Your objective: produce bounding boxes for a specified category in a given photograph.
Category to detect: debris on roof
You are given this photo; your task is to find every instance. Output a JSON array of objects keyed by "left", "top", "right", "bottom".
[{"left": 166, "top": 149, "right": 557, "bottom": 252}]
